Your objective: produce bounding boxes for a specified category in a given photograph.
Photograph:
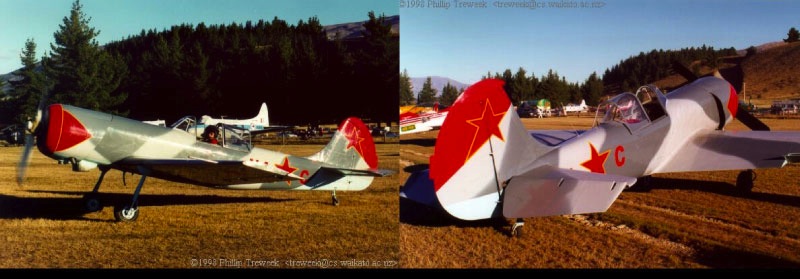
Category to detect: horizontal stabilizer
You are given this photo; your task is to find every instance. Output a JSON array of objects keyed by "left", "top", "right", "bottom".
[
  {"left": 400, "top": 169, "right": 439, "bottom": 208},
  {"left": 319, "top": 166, "right": 394, "bottom": 177},
  {"left": 503, "top": 165, "right": 636, "bottom": 218},
  {"left": 304, "top": 167, "right": 345, "bottom": 188}
]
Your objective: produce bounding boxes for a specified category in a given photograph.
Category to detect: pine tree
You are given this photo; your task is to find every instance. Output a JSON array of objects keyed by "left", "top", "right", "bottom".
[
  {"left": 359, "top": 11, "right": 398, "bottom": 122},
  {"left": 510, "top": 67, "right": 533, "bottom": 104},
  {"left": 417, "top": 77, "right": 437, "bottom": 105},
  {"left": 399, "top": 69, "right": 415, "bottom": 105},
  {"left": 746, "top": 46, "right": 757, "bottom": 57},
  {"left": 45, "top": 0, "right": 127, "bottom": 113},
  {"left": 581, "top": 72, "right": 604, "bottom": 106},
  {"left": 785, "top": 27, "right": 799, "bottom": 43},
  {"left": 439, "top": 82, "right": 459, "bottom": 106},
  {"left": 10, "top": 38, "right": 46, "bottom": 125}
]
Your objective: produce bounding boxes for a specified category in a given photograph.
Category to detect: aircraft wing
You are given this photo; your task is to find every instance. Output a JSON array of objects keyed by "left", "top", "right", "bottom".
[
  {"left": 502, "top": 165, "right": 637, "bottom": 218},
  {"left": 657, "top": 130, "right": 800, "bottom": 173},
  {"left": 528, "top": 130, "right": 586, "bottom": 146},
  {"left": 114, "top": 157, "right": 296, "bottom": 187}
]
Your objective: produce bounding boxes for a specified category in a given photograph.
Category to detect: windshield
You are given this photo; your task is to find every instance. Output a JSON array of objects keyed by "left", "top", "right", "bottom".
[
  {"left": 596, "top": 93, "right": 649, "bottom": 125},
  {"left": 220, "top": 124, "right": 252, "bottom": 151}
]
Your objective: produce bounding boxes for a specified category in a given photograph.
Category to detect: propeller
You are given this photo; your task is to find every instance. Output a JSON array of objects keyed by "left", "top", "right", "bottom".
[
  {"left": 671, "top": 61, "right": 770, "bottom": 131},
  {"left": 16, "top": 86, "right": 49, "bottom": 186}
]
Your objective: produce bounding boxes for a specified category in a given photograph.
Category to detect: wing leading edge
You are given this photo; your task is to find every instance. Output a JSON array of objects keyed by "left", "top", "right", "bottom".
[{"left": 657, "top": 130, "right": 800, "bottom": 173}]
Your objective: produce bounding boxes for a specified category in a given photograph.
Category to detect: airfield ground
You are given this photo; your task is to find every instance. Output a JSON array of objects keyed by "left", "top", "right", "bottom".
[
  {"left": 0, "top": 141, "right": 399, "bottom": 268},
  {"left": 400, "top": 116, "right": 800, "bottom": 268}
]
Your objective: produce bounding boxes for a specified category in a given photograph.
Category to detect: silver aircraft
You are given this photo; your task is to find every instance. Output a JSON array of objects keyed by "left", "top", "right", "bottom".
[
  {"left": 17, "top": 103, "right": 391, "bottom": 222},
  {"left": 402, "top": 73, "right": 800, "bottom": 236}
]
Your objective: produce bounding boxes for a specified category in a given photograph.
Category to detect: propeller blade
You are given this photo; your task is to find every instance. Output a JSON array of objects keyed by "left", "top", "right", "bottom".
[
  {"left": 672, "top": 61, "right": 698, "bottom": 82},
  {"left": 16, "top": 134, "right": 35, "bottom": 186},
  {"left": 17, "top": 81, "right": 50, "bottom": 186},
  {"left": 736, "top": 104, "right": 770, "bottom": 131}
]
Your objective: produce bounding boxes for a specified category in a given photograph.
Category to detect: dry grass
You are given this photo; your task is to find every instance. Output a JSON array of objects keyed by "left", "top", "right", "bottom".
[
  {"left": 400, "top": 116, "right": 800, "bottom": 268},
  {"left": 0, "top": 142, "right": 399, "bottom": 268}
]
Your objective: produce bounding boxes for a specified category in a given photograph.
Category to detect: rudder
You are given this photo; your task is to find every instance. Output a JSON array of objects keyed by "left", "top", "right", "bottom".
[{"left": 429, "top": 79, "right": 547, "bottom": 220}]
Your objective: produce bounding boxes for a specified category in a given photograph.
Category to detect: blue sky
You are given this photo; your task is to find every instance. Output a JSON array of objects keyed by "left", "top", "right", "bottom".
[
  {"left": 401, "top": 0, "right": 800, "bottom": 84},
  {"left": 0, "top": 0, "right": 397, "bottom": 74}
]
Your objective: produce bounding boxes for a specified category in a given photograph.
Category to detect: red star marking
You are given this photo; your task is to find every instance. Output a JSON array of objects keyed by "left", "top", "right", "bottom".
[
  {"left": 344, "top": 126, "right": 365, "bottom": 157},
  {"left": 275, "top": 157, "right": 297, "bottom": 175},
  {"left": 464, "top": 99, "right": 507, "bottom": 162},
  {"left": 580, "top": 143, "right": 610, "bottom": 174}
]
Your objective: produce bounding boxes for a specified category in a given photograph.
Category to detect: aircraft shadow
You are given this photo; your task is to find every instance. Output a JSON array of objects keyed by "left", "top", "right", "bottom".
[
  {"left": 695, "top": 245, "right": 800, "bottom": 268},
  {"left": 628, "top": 177, "right": 800, "bottom": 209},
  {"left": 0, "top": 192, "right": 295, "bottom": 221},
  {"left": 400, "top": 197, "right": 512, "bottom": 235},
  {"left": 400, "top": 138, "right": 436, "bottom": 147}
]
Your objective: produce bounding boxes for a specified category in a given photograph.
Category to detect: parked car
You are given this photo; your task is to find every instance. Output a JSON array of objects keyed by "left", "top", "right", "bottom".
[{"left": 516, "top": 102, "right": 536, "bottom": 118}]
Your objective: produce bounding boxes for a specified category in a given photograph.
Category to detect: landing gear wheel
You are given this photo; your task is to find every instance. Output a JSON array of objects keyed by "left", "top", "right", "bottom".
[
  {"left": 114, "top": 205, "right": 139, "bottom": 222},
  {"left": 511, "top": 219, "right": 524, "bottom": 237},
  {"left": 332, "top": 195, "right": 340, "bottom": 206},
  {"left": 736, "top": 170, "right": 754, "bottom": 193},
  {"left": 82, "top": 194, "right": 102, "bottom": 212}
]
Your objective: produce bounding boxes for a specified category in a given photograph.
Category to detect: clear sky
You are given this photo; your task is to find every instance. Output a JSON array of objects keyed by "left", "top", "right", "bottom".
[
  {"left": 0, "top": 0, "right": 397, "bottom": 74},
  {"left": 401, "top": 0, "right": 800, "bottom": 84}
]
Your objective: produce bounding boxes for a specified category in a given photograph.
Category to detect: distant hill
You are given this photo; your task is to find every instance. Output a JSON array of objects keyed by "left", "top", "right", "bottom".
[
  {"left": 741, "top": 42, "right": 800, "bottom": 104},
  {"left": 410, "top": 76, "right": 469, "bottom": 96},
  {"left": 649, "top": 42, "right": 800, "bottom": 107},
  {"left": 323, "top": 15, "right": 398, "bottom": 40},
  {"left": 736, "top": 41, "right": 788, "bottom": 56}
]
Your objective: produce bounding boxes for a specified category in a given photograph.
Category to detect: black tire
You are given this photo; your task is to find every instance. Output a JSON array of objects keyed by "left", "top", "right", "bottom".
[{"left": 114, "top": 205, "right": 139, "bottom": 222}]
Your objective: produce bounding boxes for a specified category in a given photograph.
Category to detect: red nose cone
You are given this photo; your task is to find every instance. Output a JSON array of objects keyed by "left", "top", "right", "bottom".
[{"left": 46, "top": 104, "right": 92, "bottom": 153}]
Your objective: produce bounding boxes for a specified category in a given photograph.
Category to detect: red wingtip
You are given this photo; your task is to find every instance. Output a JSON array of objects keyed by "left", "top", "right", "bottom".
[
  {"left": 429, "top": 79, "right": 511, "bottom": 192},
  {"left": 45, "top": 104, "right": 91, "bottom": 153},
  {"left": 339, "top": 117, "right": 378, "bottom": 169}
]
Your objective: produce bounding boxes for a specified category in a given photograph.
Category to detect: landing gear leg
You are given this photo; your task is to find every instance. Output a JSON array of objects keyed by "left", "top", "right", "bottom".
[
  {"left": 736, "top": 169, "right": 755, "bottom": 193},
  {"left": 83, "top": 166, "right": 110, "bottom": 212},
  {"left": 115, "top": 167, "right": 148, "bottom": 222},
  {"left": 331, "top": 188, "right": 339, "bottom": 206},
  {"left": 511, "top": 218, "right": 524, "bottom": 237}
]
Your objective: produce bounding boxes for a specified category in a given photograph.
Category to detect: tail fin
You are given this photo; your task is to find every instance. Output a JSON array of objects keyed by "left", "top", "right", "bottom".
[
  {"left": 305, "top": 117, "right": 381, "bottom": 191},
  {"left": 309, "top": 117, "right": 377, "bottom": 170},
  {"left": 428, "top": 79, "right": 547, "bottom": 220},
  {"left": 254, "top": 102, "right": 269, "bottom": 125}
]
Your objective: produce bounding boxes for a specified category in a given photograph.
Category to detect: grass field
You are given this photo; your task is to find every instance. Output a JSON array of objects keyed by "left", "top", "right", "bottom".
[
  {"left": 0, "top": 142, "right": 399, "bottom": 268},
  {"left": 400, "top": 116, "right": 800, "bottom": 268}
]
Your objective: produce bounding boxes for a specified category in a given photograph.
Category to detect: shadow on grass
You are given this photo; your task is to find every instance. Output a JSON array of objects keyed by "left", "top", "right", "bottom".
[
  {"left": 0, "top": 192, "right": 295, "bottom": 221},
  {"left": 400, "top": 198, "right": 513, "bottom": 236},
  {"left": 695, "top": 245, "right": 800, "bottom": 268},
  {"left": 400, "top": 138, "right": 436, "bottom": 148},
  {"left": 627, "top": 177, "right": 800, "bottom": 208}
]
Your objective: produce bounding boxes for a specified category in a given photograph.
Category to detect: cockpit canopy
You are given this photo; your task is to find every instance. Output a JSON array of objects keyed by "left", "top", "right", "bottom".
[
  {"left": 596, "top": 93, "right": 648, "bottom": 125},
  {"left": 595, "top": 85, "right": 667, "bottom": 127},
  {"left": 170, "top": 116, "right": 252, "bottom": 151}
]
